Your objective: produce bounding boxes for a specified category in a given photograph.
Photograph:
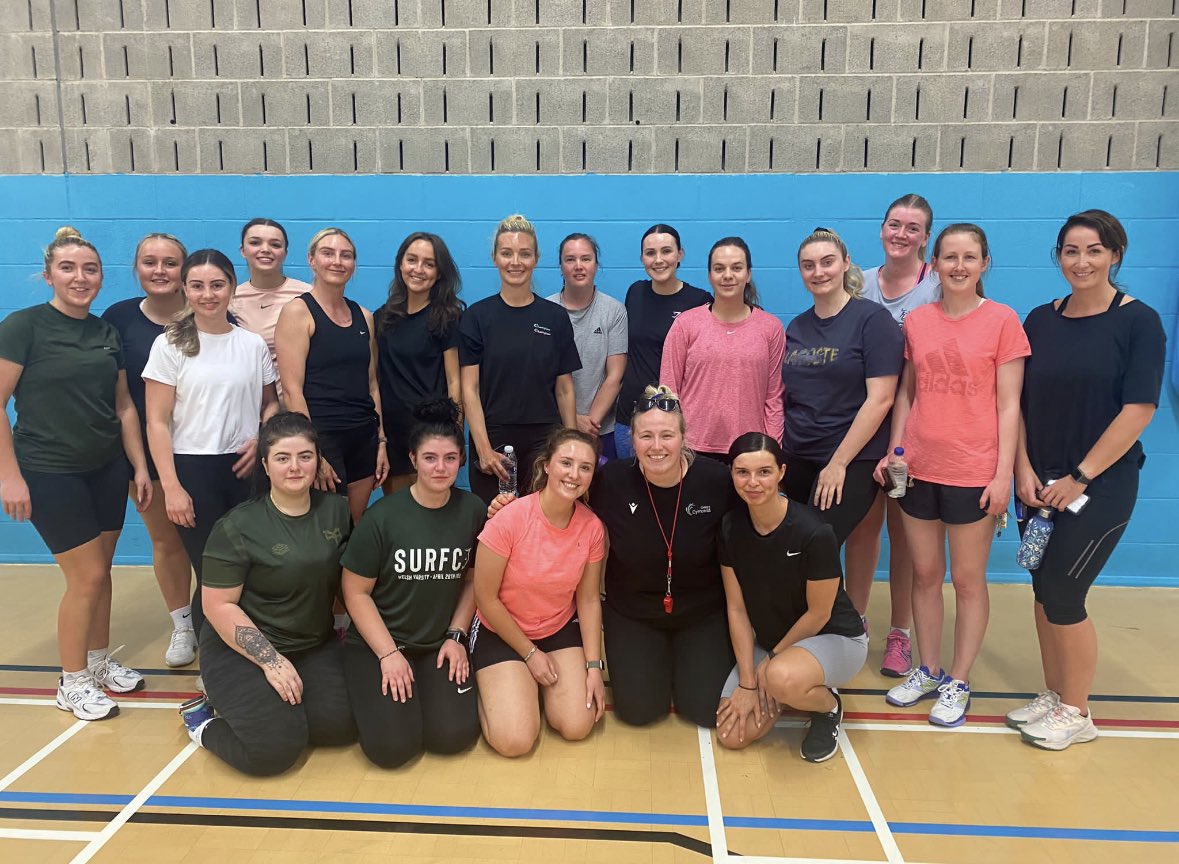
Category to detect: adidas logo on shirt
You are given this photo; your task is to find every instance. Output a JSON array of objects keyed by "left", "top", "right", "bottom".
[{"left": 593, "top": 326, "right": 604, "bottom": 334}]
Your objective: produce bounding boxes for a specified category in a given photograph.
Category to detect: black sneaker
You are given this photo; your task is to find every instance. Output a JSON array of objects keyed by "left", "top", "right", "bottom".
[{"left": 800, "top": 689, "right": 842, "bottom": 763}]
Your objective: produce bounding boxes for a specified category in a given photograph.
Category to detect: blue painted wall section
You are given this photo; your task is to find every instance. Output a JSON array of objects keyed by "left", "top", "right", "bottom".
[{"left": 0, "top": 172, "right": 1175, "bottom": 585}]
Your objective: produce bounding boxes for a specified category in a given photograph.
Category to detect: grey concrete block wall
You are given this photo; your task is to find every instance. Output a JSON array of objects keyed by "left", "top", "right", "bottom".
[{"left": 1, "top": 5, "right": 1176, "bottom": 174}]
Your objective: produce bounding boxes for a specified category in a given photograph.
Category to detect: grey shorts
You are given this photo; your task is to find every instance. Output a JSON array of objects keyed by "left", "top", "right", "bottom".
[{"left": 721, "top": 633, "right": 869, "bottom": 698}]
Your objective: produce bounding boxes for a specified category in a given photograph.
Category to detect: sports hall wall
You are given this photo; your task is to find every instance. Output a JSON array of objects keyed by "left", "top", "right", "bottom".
[{"left": 0, "top": 1, "right": 1176, "bottom": 585}]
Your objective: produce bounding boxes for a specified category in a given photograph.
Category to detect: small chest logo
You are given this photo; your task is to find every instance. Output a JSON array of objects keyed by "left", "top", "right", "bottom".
[
  {"left": 533, "top": 324, "right": 552, "bottom": 336},
  {"left": 271, "top": 543, "right": 289, "bottom": 557},
  {"left": 593, "top": 326, "right": 604, "bottom": 334},
  {"left": 628, "top": 502, "right": 638, "bottom": 514},
  {"left": 323, "top": 528, "right": 343, "bottom": 544},
  {"left": 685, "top": 503, "right": 711, "bottom": 516}
]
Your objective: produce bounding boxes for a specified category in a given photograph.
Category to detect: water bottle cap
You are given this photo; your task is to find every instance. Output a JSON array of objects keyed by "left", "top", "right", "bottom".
[
  {"left": 893, "top": 446, "right": 904, "bottom": 456},
  {"left": 1036, "top": 507, "right": 1055, "bottom": 519},
  {"left": 503, "top": 446, "right": 514, "bottom": 455}
]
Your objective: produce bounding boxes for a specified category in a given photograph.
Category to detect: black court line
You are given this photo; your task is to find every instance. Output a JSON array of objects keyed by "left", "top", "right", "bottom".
[{"left": 0, "top": 806, "right": 718, "bottom": 857}]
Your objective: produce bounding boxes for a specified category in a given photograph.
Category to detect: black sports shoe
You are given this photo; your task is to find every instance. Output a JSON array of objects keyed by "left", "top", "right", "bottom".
[{"left": 801, "top": 689, "right": 842, "bottom": 763}]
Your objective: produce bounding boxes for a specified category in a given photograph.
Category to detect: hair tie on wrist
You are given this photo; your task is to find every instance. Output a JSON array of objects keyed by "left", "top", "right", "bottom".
[
  {"left": 738, "top": 683, "right": 757, "bottom": 692},
  {"left": 523, "top": 646, "right": 537, "bottom": 663}
]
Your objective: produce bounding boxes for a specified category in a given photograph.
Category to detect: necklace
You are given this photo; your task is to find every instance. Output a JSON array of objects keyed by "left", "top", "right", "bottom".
[
  {"left": 269, "top": 491, "right": 309, "bottom": 517},
  {"left": 642, "top": 462, "right": 683, "bottom": 614}
]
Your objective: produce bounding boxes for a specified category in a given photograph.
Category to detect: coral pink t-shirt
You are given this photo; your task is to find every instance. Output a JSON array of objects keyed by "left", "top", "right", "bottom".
[
  {"left": 476, "top": 492, "right": 606, "bottom": 640},
  {"left": 901, "top": 299, "right": 1031, "bottom": 487}
]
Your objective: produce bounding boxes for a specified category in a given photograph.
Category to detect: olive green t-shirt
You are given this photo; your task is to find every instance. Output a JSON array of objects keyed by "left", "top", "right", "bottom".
[
  {"left": 0, "top": 303, "right": 124, "bottom": 472},
  {"left": 202, "top": 490, "right": 351, "bottom": 654},
  {"left": 341, "top": 488, "right": 486, "bottom": 652}
]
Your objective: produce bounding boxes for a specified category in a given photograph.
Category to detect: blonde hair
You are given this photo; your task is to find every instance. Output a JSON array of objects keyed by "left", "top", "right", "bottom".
[
  {"left": 492, "top": 214, "right": 538, "bottom": 256},
  {"left": 632, "top": 384, "right": 696, "bottom": 469},
  {"left": 307, "top": 227, "right": 356, "bottom": 259},
  {"left": 44, "top": 226, "right": 101, "bottom": 272},
  {"left": 797, "top": 227, "right": 863, "bottom": 298},
  {"left": 134, "top": 233, "right": 187, "bottom": 289}
]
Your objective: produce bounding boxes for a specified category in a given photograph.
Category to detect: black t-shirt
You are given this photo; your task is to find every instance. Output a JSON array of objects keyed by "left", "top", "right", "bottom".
[
  {"left": 457, "top": 293, "right": 581, "bottom": 427},
  {"left": 617, "top": 279, "right": 711, "bottom": 426},
  {"left": 377, "top": 308, "right": 458, "bottom": 444},
  {"left": 101, "top": 298, "right": 163, "bottom": 422},
  {"left": 590, "top": 456, "right": 739, "bottom": 626},
  {"left": 719, "top": 501, "right": 864, "bottom": 649},
  {"left": 782, "top": 297, "right": 903, "bottom": 462},
  {"left": 1022, "top": 296, "right": 1165, "bottom": 488}
]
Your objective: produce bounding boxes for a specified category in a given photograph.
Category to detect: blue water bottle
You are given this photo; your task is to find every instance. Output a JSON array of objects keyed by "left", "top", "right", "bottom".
[{"left": 1016, "top": 508, "right": 1055, "bottom": 570}]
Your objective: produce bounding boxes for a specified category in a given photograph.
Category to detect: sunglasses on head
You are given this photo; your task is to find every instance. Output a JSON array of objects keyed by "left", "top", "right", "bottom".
[{"left": 635, "top": 395, "right": 680, "bottom": 413}]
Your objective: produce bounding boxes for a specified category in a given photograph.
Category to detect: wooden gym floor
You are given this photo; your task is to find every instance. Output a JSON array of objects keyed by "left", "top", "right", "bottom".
[{"left": 0, "top": 564, "right": 1175, "bottom": 864}]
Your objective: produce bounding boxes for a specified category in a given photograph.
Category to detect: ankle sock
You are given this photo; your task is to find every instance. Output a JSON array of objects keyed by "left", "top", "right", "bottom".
[
  {"left": 334, "top": 613, "right": 350, "bottom": 630},
  {"left": 62, "top": 668, "right": 88, "bottom": 684},
  {"left": 890, "top": 627, "right": 911, "bottom": 638},
  {"left": 86, "top": 647, "right": 109, "bottom": 668},
  {"left": 170, "top": 605, "right": 193, "bottom": 631}
]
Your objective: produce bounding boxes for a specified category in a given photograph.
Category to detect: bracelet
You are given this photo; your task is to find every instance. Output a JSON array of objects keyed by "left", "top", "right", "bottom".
[
  {"left": 377, "top": 436, "right": 388, "bottom": 444},
  {"left": 377, "top": 646, "right": 401, "bottom": 662},
  {"left": 522, "top": 646, "right": 537, "bottom": 663},
  {"left": 738, "top": 683, "right": 757, "bottom": 692}
]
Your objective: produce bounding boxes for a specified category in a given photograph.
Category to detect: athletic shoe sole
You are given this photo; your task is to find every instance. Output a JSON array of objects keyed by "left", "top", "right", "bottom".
[
  {"left": 880, "top": 666, "right": 910, "bottom": 679},
  {"left": 801, "top": 742, "right": 839, "bottom": 763},
  {"left": 928, "top": 699, "right": 971, "bottom": 728},
  {"left": 1021, "top": 728, "right": 1099, "bottom": 750},
  {"left": 100, "top": 678, "right": 146, "bottom": 694},
  {"left": 885, "top": 688, "right": 941, "bottom": 708},
  {"left": 56, "top": 694, "right": 119, "bottom": 721}
]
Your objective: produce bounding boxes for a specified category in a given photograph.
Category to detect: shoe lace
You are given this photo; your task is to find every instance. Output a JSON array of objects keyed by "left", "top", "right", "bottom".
[
  {"left": 1041, "top": 704, "right": 1079, "bottom": 729},
  {"left": 168, "top": 630, "right": 192, "bottom": 652},
  {"left": 66, "top": 673, "right": 105, "bottom": 701},
  {"left": 93, "top": 644, "right": 131, "bottom": 677},
  {"left": 1027, "top": 691, "right": 1058, "bottom": 713},
  {"left": 936, "top": 680, "right": 966, "bottom": 707},
  {"left": 905, "top": 667, "right": 933, "bottom": 691}
]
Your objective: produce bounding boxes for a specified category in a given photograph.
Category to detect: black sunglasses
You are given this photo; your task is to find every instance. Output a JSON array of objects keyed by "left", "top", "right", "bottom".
[{"left": 634, "top": 395, "right": 680, "bottom": 413}]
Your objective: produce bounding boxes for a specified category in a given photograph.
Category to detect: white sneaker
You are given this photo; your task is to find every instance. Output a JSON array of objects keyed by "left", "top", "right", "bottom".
[
  {"left": 89, "top": 647, "right": 145, "bottom": 693},
  {"left": 1020, "top": 704, "right": 1099, "bottom": 750},
  {"left": 928, "top": 679, "right": 971, "bottom": 727},
  {"left": 164, "top": 628, "right": 197, "bottom": 667},
  {"left": 195, "top": 675, "right": 205, "bottom": 694},
  {"left": 885, "top": 665, "right": 948, "bottom": 707},
  {"left": 1005, "top": 690, "right": 1060, "bottom": 729},
  {"left": 57, "top": 674, "right": 119, "bottom": 721}
]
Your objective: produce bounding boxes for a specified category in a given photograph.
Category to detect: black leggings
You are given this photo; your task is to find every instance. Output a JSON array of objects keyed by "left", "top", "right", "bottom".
[
  {"left": 174, "top": 453, "right": 253, "bottom": 636},
  {"left": 342, "top": 641, "right": 480, "bottom": 768},
  {"left": 1029, "top": 458, "right": 1139, "bottom": 626},
  {"left": 467, "top": 422, "right": 556, "bottom": 505},
  {"left": 199, "top": 627, "right": 356, "bottom": 776},
  {"left": 782, "top": 458, "right": 880, "bottom": 545},
  {"left": 603, "top": 604, "right": 733, "bottom": 728}
]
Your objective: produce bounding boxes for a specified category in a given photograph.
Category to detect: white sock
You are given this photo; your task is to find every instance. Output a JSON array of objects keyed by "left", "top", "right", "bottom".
[
  {"left": 170, "top": 605, "right": 194, "bottom": 631},
  {"left": 189, "top": 717, "right": 214, "bottom": 746},
  {"left": 62, "top": 668, "right": 88, "bottom": 684},
  {"left": 86, "top": 647, "right": 109, "bottom": 668},
  {"left": 334, "top": 613, "right": 350, "bottom": 630},
  {"left": 890, "top": 627, "right": 911, "bottom": 638}
]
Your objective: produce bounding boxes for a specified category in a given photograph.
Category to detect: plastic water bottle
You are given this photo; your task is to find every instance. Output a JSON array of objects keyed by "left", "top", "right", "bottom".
[
  {"left": 1016, "top": 508, "right": 1055, "bottom": 570},
  {"left": 498, "top": 445, "right": 518, "bottom": 498},
  {"left": 886, "top": 447, "right": 909, "bottom": 499}
]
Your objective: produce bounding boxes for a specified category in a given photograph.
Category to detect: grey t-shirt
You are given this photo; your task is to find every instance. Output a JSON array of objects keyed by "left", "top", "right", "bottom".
[
  {"left": 860, "top": 264, "right": 942, "bottom": 327},
  {"left": 547, "top": 288, "right": 628, "bottom": 433}
]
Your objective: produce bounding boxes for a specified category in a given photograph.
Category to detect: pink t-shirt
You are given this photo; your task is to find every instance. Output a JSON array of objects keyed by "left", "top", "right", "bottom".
[
  {"left": 476, "top": 492, "right": 606, "bottom": 640},
  {"left": 659, "top": 305, "right": 786, "bottom": 454},
  {"left": 230, "top": 277, "right": 312, "bottom": 363},
  {"left": 901, "top": 299, "right": 1031, "bottom": 486}
]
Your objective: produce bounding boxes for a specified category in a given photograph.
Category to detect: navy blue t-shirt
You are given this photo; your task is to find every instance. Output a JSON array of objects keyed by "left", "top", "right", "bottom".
[
  {"left": 782, "top": 297, "right": 903, "bottom": 463},
  {"left": 101, "top": 298, "right": 164, "bottom": 421}
]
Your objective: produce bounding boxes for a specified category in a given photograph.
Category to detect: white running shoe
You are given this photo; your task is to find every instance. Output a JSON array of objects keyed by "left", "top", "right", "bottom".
[
  {"left": 165, "top": 628, "right": 197, "bottom": 667},
  {"left": 89, "top": 646, "right": 145, "bottom": 693},
  {"left": 1005, "top": 690, "right": 1060, "bottom": 729},
  {"left": 928, "top": 679, "right": 971, "bottom": 727},
  {"left": 1020, "top": 704, "right": 1099, "bottom": 750},
  {"left": 885, "top": 665, "right": 948, "bottom": 707},
  {"left": 57, "top": 674, "right": 119, "bottom": 721}
]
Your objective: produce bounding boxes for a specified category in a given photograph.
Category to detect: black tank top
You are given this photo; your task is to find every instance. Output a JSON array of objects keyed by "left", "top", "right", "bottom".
[{"left": 300, "top": 292, "right": 375, "bottom": 432}]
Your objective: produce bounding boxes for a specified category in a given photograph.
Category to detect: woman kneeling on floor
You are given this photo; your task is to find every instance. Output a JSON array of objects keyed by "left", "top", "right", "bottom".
[
  {"left": 716, "top": 433, "right": 868, "bottom": 763},
  {"left": 179, "top": 411, "right": 357, "bottom": 775}
]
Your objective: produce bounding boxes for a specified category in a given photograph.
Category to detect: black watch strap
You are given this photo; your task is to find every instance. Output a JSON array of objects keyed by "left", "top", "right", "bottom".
[
  {"left": 1070, "top": 467, "right": 1092, "bottom": 485},
  {"left": 445, "top": 628, "right": 468, "bottom": 647}
]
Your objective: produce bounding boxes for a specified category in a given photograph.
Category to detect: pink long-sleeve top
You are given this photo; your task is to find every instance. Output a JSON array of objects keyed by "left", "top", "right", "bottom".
[{"left": 659, "top": 304, "right": 786, "bottom": 455}]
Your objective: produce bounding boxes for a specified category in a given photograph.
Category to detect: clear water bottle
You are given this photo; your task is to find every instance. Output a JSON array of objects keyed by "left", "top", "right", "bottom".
[
  {"left": 1016, "top": 508, "right": 1055, "bottom": 570},
  {"left": 886, "top": 447, "right": 909, "bottom": 499},
  {"left": 498, "top": 445, "right": 518, "bottom": 498}
]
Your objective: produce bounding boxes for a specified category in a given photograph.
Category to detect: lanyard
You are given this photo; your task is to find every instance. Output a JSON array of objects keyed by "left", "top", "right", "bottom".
[{"left": 643, "top": 469, "right": 683, "bottom": 614}]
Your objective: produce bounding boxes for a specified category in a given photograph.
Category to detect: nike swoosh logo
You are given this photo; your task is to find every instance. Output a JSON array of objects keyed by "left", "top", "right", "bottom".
[
  {"left": 260, "top": 303, "right": 273, "bottom": 309},
  {"left": 457, "top": 686, "right": 473, "bottom": 694},
  {"left": 359, "top": 330, "right": 367, "bottom": 335},
  {"left": 786, "top": 551, "right": 801, "bottom": 557}
]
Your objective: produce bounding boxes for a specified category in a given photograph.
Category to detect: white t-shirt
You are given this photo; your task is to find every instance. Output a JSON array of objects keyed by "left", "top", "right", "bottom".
[{"left": 143, "top": 327, "right": 277, "bottom": 454}]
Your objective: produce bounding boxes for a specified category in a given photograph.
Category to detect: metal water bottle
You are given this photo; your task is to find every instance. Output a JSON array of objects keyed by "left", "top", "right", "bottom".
[
  {"left": 886, "top": 447, "right": 909, "bottom": 499},
  {"left": 498, "top": 445, "right": 518, "bottom": 498},
  {"left": 1016, "top": 508, "right": 1055, "bottom": 570}
]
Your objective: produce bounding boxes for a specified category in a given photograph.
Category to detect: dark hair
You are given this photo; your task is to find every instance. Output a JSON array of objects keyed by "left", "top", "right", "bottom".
[
  {"left": 406, "top": 397, "right": 465, "bottom": 466},
  {"left": 882, "top": 194, "right": 934, "bottom": 259},
  {"left": 167, "top": 249, "right": 238, "bottom": 357},
  {"left": 558, "top": 232, "right": 601, "bottom": 263},
  {"left": 708, "top": 236, "right": 760, "bottom": 308},
  {"left": 240, "top": 218, "right": 289, "bottom": 248},
  {"left": 1053, "top": 209, "right": 1128, "bottom": 287},
  {"left": 529, "top": 427, "right": 600, "bottom": 494},
  {"left": 727, "top": 431, "right": 788, "bottom": 468},
  {"left": 376, "top": 232, "right": 465, "bottom": 336},
  {"left": 932, "top": 223, "right": 989, "bottom": 297},
  {"left": 640, "top": 223, "right": 682, "bottom": 251},
  {"left": 255, "top": 411, "right": 319, "bottom": 495}
]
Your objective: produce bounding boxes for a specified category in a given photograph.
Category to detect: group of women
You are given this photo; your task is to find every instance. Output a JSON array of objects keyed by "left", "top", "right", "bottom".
[{"left": 0, "top": 198, "right": 1163, "bottom": 775}]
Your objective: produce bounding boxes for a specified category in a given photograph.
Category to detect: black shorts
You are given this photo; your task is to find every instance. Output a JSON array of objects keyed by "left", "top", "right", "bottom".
[
  {"left": 24, "top": 455, "right": 131, "bottom": 554},
  {"left": 898, "top": 478, "right": 987, "bottom": 525},
  {"left": 317, "top": 420, "right": 379, "bottom": 488},
  {"left": 470, "top": 614, "right": 582, "bottom": 672}
]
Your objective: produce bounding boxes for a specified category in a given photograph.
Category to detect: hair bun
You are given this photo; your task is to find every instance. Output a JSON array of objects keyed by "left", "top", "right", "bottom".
[
  {"left": 55, "top": 226, "right": 82, "bottom": 242},
  {"left": 411, "top": 398, "right": 460, "bottom": 425}
]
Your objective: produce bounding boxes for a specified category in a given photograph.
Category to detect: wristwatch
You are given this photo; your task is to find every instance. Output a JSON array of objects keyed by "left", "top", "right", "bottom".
[
  {"left": 585, "top": 659, "right": 605, "bottom": 671},
  {"left": 445, "top": 628, "right": 468, "bottom": 647},
  {"left": 1070, "top": 467, "right": 1092, "bottom": 485}
]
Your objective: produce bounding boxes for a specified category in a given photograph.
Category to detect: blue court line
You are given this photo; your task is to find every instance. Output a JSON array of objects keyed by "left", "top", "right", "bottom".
[{"left": 1, "top": 791, "right": 1176, "bottom": 843}]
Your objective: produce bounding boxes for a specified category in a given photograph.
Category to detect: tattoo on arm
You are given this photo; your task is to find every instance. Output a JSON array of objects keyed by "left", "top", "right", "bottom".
[{"left": 235, "top": 625, "right": 281, "bottom": 668}]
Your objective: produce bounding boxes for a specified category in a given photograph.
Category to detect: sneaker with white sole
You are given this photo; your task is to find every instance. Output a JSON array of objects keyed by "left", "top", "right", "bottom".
[
  {"left": 801, "top": 689, "right": 843, "bottom": 763},
  {"left": 885, "top": 665, "right": 948, "bottom": 707},
  {"left": 1020, "top": 703, "right": 1098, "bottom": 750},
  {"left": 180, "top": 695, "right": 215, "bottom": 745},
  {"left": 929, "top": 679, "right": 971, "bottom": 727},
  {"left": 165, "top": 628, "right": 197, "bottom": 667},
  {"left": 1005, "top": 690, "right": 1060, "bottom": 729},
  {"left": 89, "top": 647, "right": 145, "bottom": 694},
  {"left": 879, "top": 630, "right": 912, "bottom": 678},
  {"left": 57, "top": 674, "right": 119, "bottom": 721}
]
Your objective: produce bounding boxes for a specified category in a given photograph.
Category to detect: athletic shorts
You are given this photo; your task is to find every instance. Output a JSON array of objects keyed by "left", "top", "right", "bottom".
[
  {"left": 898, "top": 478, "right": 988, "bottom": 525},
  {"left": 317, "top": 420, "right": 379, "bottom": 488},
  {"left": 720, "top": 633, "right": 868, "bottom": 697},
  {"left": 24, "top": 455, "right": 131, "bottom": 554},
  {"left": 470, "top": 614, "right": 582, "bottom": 672}
]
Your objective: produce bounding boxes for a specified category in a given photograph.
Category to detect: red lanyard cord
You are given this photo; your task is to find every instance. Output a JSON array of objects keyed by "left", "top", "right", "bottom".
[{"left": 643, "top": 466, "right": 683, "bottom": 614}]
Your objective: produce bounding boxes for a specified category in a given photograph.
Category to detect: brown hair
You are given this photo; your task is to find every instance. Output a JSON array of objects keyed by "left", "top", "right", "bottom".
[
  {"left": 528, "top": 427, "right": 600, "bottom": 495},
  {"left": 166, "top": 249, "right": 238, "bottom": 357},
  {"left": 882, "top": 193, "right": 934, "bottom": 260},
  {"left": 1053, "top": 209, "right": 1128, "bottom": 288},
  {"left": 932, "top": 223, "right": 989, "bottom": 297}
]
